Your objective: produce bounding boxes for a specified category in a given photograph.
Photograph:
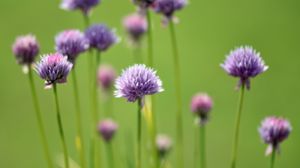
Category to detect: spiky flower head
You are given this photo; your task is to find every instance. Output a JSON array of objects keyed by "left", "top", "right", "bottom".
[
  {"left": 98, "top": 119, "right": 118, "bottom": 142},
  {"left": 85, "top": 24, "right": 118, "bottom": 52},
  {"left": 190, "top": 93, "right": 213, "bottom": 126},
  {"left": 156, "top": 134, "right": 172, "bottom": 158},
  {"left": 221, "top": 46, "right": 268, "bottom": 90},
  {"left": 115, "top": 64, "right": 163, "bottom": 102},
  {"left": 153, "top": 0, "right": 187, "bottom": 24},
  {"left": 35, "top": 53, "right": 73, "bottom": 88},
  {"left": 12, "top": 34, "right": 39, "bottom": 71},
  {"left": 60, "top": 0, "right": 99, "bottom": 15},
  {"left": 98, "top": 64, "right": 116, "bottom": 91},
  {"left": 123, "top": 13, "right": 147, "bottom": 44},
  {"left": 259, "top": 116, "right": 291, "bottom": 155},
  {"left": 55, "top": 29, "right": 89, "bottom": 63}
]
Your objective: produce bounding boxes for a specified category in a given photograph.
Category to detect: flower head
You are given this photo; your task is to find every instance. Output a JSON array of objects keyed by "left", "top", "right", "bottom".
[
  {"left": 55, "top": 29, "right": 89, "bottom": 63},
  {"left": 98, "top": 119, "right": 118, "bottom": 142},
  {"left": 85, "top": 24, "right": 118, "bottom": 52},
  {"left": 35, "top": 53, "right": 73, "bottom": 88},
  {"left": 132, "top": 0, "right": 155, "bottom": 9},
  {"left": 156, "top": 134, "right": 172, "bottom": 158},
  {"left": 153, "top": 0, "right": 187, "bottom": 24},
  {"left": 123, "top": 13, "right": 147, "bottom": 43},
  {"left": 190, "top": 93, "right": 213, "bottom": 126},
  {"left": 12, "top": 34, "right": 39, "bottom": 67},
  {"left": 60, "top": 0, "right": 99, "bottom": 15},
  {"left": 98, "top": 64, "right": 116, "bottom": 91},
  {"left": 115, "top": 64, "right": 163, "bottom": 102},
  {"left": 221, "top": 46, "right": 268, "bottom": 89},
  {"left": 259, "top": 116, "right": 291, "bottom": 155}
]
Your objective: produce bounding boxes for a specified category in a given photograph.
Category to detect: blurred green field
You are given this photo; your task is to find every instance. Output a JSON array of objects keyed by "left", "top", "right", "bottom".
[{"left": 1, "top": 0, "right": 300, "bottom": 167}]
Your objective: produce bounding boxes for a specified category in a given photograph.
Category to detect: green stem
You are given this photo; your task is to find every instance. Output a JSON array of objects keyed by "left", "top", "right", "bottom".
[
  {"left": 137, "top": 99, "right": 143, "bottom": 168},
  {"left": 106, "top": 143, "right": 115, "bottom": 168},
  {"left": 53, "top": 84, "right": 69, "bottom": 168},
  {"left": 230, "top": 84, "right": 245, "bottom": 168},
  {"left": 83, "top": 14, "right": 90, "bottom": 29},
  {"left": 133, "top": 42, "right": 143, "bottom": 63},
  {"left": 146, "top": 9, "right": 153, "bottom": 67},
  {"left": 200, "top": 126, "right": 206, "bottom": 168},
  {"left": 169, "top": 19, "right": 184, "bottom": 168},
  {"left": 270, "top": 150, "right": 276, "bottom": 168},
  {"left": 71, "top": 69, "right": 86, "bottom": 168},
  {"left": 28, "top": 68, "right": 53, "bottom": 168}
]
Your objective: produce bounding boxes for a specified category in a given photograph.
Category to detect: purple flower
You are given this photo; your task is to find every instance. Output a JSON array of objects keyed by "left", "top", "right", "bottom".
[
  {"left": 153, "top": 0, "right": 187, "bottom": 24},
  {"left": 85, "top": 24, "right": 118, "bottom": 52},
  {"left": 115, "top": 64, "right": 163, "bottom": 102},
  {"left": 98, "top": 64, "right": 116, "bottom": 91},
  {"left": 60, "top": 0, "right": 99, "bottom": 15},
  {"left": 98, "top": 119, "right": 118, "bottom": 142},
  {"left": 259, "top": 116, "right": 291, "bottom": 155},
  {"left": 156, "top": 134, "right": 172, "bottom": 158},
  {"left": 123, "top": 13, "right": 147, "bottom": 43},
  {"left": 221, "top": 46, "right": 268, "bottom": 89},
  {"left": 35, "top": 53, "right": 73, "bottom": 88},
  {"left": 55, "top": 29, "right": 89, "bottom": 63},
  {"left": 12, "top": 34, "right": 39, "bottom": 67},
  {"left": 190, "top": 93, "right": 213, "bottom": 126}
]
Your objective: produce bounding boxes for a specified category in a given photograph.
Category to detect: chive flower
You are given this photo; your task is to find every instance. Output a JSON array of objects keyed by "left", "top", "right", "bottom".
[
  {"left": 153, "top": 0, "right": 187, "bottom": 24},
  {"left": 35, "top": 53, "right": 73, "bottom": 88},
  {"left": 98, "top": 64, "right": 116, "bottom": 91},
  {"left": 190, "top": 93, "right": 213, "bottom": 126},
  {"left": 12, "top": 34, "right": 39, "bottom": 72},
  {"left": 85, "top": 24, "right": 118, "bottom": 52},
  {"left": 156, "top": 134, "right": 172, "bottom": 158},
  {"left": 60, "top": 0, "right": 99, "bottom": 15},
  {"left": 221, "top": 46, "right": 268, "bottom": 89},
  {"left": 123, "top": 13, "right": 148, "bottom": 44},
  {"left": 114, "top": 64, "right": 163, "bottom": 102},
  {"left": 259, "top": 116, "right": 291, "bottom": 155},
  {"left": 55, "top": 29, "right": 89, "bottom": 63},
  {"left": 98, "top": 119, "right": 118, "bottom": 142}
]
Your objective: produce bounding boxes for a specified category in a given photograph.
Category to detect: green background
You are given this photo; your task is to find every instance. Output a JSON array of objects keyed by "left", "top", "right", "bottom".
[{"left": 0, "top": 0, "right": 299, "bottom": 167}]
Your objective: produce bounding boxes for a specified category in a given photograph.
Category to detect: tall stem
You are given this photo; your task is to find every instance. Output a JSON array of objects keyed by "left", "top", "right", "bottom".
[
  {"left": 146, "top": 9, "right": 153, "bottom": 67},
  {"left": 106, "top": 143, "right": 115, "bottom": 168},
  {"left": 169, "top": 20, "right": 184, "bottom": 168},
  {"left": 53, "top": 84, "right": 69, "bottom": 168},
  {"left": 28, "top": 68, "right": 53, "bottom": 168},
  {"left": 270, "top": 151, "right": 276, "bottom": 168},
  {"left": 200, "top": 126, "right": 206, "bottom": 168},
  {"left": 71, "top": 69, "right": 86, "bottom": 168},
  {"left": 230, "top": 84, "right": 245, "bottom": 168},
  {"left": 137, "top": 99, "right": 143, "bottom": 168},
  {"left": 83, "top": 14, "right": 90, "bottom": 29}
]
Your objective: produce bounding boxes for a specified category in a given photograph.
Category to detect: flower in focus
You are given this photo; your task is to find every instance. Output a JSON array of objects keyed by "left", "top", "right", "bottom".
[
  {"left": 85, "top": 24, "right": 119, "bottom": 52},
  {"left": 12, "top": 34, "right": 39, "bottom": 73},
  {"left": 115, "top": 64, "right": 163, "bottom": 102},
  {"left": 55, "top": 29, "right": 89, "bottom": 63},
  {"left": 35, "top": 53, "right": 73, "bottom": 88},
  {"left": 98, "top": 119, "right": 118, "bottom": 142},
  {"left": 60, "top": 0, "right": 99, "bottom": 15},
  {"left": 221, "top": 46, "right": 268, "bottom": 89},
  {"left": 123, "top": 13, "right": 147, "bottom": 44},
  {"left": 259, "top": 116, "right": 291, "bottom": 155},
  {"left": 156, "top": 134, "right": 172, "bottom": 158},
  {"left": 190, "top": 93, "right": 213, "bottom": 126},
  {"left": 98, "top": 64, "right": 116, "bottom": 91}
]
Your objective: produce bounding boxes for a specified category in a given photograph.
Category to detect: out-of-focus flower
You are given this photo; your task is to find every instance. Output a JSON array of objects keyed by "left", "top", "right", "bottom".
[
  {"left": 98, "top": 64, "right": 116, "bottom": 91},
  {"left": 98, "top": 119, "right": 118, "bottom": 142},
  {"left": 156, "top": 134, "right": 172, "bottom": 158},
  {"left": 190, "top": 93, "right": 213, "bottom": 126},
  {"left": 123, "top": 13, "right": 147, "bottom": 44},
  {"left": 60, "top": 0, "right": 99, "bottom": 15}
]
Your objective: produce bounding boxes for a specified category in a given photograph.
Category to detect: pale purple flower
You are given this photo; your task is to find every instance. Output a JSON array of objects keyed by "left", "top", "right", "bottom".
[
  {"left": 156, "top": 134, "right": 172, "bottom": 158},
  {"left": 35, "top": 53, "right": 73, "bottom": 88},
  {"left": 98, "top": 64, "right": 116, "bottom": 91},
  {"left": 85, "top": 24, "right": 118, "bottom": 52},
  {"left": 221, "top": 46, "right": 268, "bottom": 89},
  {"left": 123, "top": 13, "right": 147, "bottom": 43},
  {"left": 55, "top": 29, "right": 89, "bottom": 63},
  {"left": 190, "top": 93, "right": 213, "bottom": 126},
  {"left": 259, "top": 116, "right": 291, "bottom": 155},
  {"left": 115, "top": 64, "right": 163, "bottom": 102},
  {"left": 12, "top": 34, "right": 39, "bottom": 67},
  {"left": 98, "top": 119, "right": 118, "bottom": 142},
  {"left": 153, "top": 0, "right": 187, "bottom": 24},
  {"left": 60, "top": 0, "right": 99, "bottom": 15}
]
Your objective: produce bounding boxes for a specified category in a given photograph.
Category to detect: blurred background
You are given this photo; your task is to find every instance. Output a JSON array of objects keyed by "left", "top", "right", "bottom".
[{"left": 1, "top": 0, "right": 300, "bottom": 167}]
